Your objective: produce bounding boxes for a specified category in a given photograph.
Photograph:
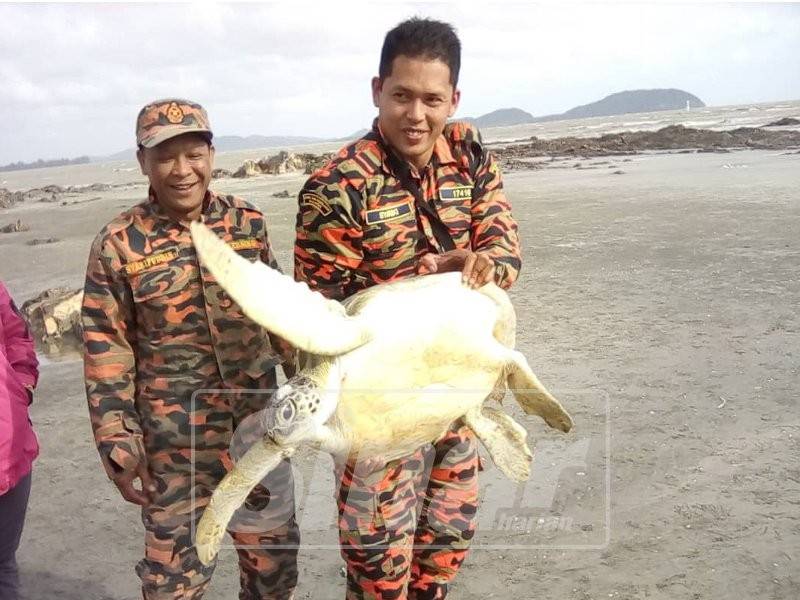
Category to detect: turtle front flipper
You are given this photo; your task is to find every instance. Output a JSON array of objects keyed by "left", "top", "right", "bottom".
[
  {"left": 196, "top": 439, "right": 294, "bottom": 566},
  {"left": 465, "top": 406, "right": 532, "bottom": 482},
  {"left": 190, "top": 221, "right": 371, "bottom": 355},
  {"left": 505, "top": 350, "right": 573, "bottom": 433}
]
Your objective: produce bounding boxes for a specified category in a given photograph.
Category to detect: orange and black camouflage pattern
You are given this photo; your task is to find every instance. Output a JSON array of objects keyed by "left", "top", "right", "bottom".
[
  {"left": 294, "top": 120, "right": 521, "bottom": 301},
  {"left": 82, "top": 190, "right": 298, "bottom": 598},
  {"left": 295, "top": 121, "right": 517, "bottom": 598},
  {"left": 337, "top": 425, "right": 479, "bottom": 600}
]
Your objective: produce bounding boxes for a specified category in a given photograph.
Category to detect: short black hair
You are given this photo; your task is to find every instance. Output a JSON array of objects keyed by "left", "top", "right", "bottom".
[{"left": 379, "top": 18, "right": 461, "bottom": 86}]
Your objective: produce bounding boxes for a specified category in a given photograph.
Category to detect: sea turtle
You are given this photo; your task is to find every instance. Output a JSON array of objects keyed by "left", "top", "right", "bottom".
[{"left": 189, "top": 221, "right": 573, "bottom": 565}]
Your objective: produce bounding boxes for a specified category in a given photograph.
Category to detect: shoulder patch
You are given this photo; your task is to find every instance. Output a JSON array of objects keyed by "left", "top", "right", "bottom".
[{"left": 301, "top": 192, "right": 332, "bottom": 217}]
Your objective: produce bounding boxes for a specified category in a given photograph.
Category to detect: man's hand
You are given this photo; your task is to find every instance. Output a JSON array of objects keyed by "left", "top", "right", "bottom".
[
  {"left": 416, "top": 249, "right": 496, "bottom": 289},
  {"left": 112, "top": 459, "right": 156, "bottom": 507}
]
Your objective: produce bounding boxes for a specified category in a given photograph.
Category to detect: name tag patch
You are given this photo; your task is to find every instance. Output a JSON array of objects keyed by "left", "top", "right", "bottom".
[
  {"left": 301, "top": 192, "right": 332, "bottom": 217},
  {"left": 228, "top": 238, "right": 261, "bottom": 251},
  {"left": 124, "top": 250, "right": 178, "bottom": 275},
  {"left": 439, "top": 186, "right": 472, "bottom": 201},
  {"left": 365, "top": 201, "right": 413, "bottom": 225}
]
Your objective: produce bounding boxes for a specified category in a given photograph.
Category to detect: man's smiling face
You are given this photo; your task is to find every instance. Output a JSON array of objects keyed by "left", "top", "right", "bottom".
[
  {"left": 137, "top": 133, "right": 214, "bottom": 222},
  {"left": 372, "top": 54, "right": 460, "bottom": 171}
]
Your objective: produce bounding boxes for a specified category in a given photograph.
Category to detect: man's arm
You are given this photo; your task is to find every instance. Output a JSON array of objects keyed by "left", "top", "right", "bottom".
[
  {"left": 0, "top": 283, "right": 39, "bottom": 399},
  {"left": 81, "top": 236, "right": 147, "bottom": 483},
  {"left": 417, "top": 146, "right": 521, "bottom": 289},
  {"left": 468, "top": 149, "right": 521, "bottom": 289},
  {"left": 294, "top": 177, "right": 364, "bottom": 300}
]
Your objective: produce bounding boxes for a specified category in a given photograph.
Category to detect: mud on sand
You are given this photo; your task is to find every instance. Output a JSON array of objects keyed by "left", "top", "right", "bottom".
[{"left": 2, "top": 149, "right": 798, "bottom": 599}]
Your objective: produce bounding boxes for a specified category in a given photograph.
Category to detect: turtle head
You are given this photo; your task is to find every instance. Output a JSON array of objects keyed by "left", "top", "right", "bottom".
[{"left": 263, "top": 375, "right": 324, "bottom": 445}]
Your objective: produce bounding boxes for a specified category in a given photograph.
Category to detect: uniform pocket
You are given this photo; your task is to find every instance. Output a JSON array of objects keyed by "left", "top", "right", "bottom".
[{"left": 129, "top": 263, "right": 193, "bottom": 305}]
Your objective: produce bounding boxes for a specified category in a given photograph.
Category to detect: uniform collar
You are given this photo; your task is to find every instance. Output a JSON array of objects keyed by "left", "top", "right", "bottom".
[{"left": 371, "top": 118, "right": 458, "bottom": 179}]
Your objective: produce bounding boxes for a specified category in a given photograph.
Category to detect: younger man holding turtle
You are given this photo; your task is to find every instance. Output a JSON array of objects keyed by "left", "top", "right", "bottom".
[{"left": 295, "top": 18, "right": 521, "bottom": 599}]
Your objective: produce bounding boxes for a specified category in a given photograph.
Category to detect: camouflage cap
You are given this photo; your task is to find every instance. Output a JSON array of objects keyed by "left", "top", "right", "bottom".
[{"left": 135, "top": 98, "right": 213, "bottom": 148}]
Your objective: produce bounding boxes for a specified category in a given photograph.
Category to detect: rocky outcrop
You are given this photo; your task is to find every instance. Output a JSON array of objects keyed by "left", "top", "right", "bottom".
[
  {"left": 232, "top": 160, "right": 261, "bottom": 178},
  {"left": 20, "top": 287, "right": 83, "bottom": 354},
  {"left": 231, "top": 151, "right": 333, "bottom": 178},
  {"left": 493, "top": 125, "right": 800, "bottom": 169},
  {"left": 211, "top": 168, "right": 232, "bottom": 179},
  {"left": 764, "top": 117, "right": 800, "bottom": 127}
]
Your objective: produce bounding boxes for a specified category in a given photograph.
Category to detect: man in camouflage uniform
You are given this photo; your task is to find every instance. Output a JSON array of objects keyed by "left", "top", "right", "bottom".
[
  {"left": 82, "top": 99, "right": 299, "bottom": 599},
  {"left": 294, "top": 19, "right": 521, "bottom": 600}
]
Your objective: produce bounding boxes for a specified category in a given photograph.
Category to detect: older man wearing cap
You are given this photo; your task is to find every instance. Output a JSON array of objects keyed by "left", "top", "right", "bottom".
[{"left": 81, "top": 98, "right": 299, "bottom": 599}]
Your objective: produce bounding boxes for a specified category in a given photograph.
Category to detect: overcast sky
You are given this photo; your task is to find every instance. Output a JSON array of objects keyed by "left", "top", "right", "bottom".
[{"left": 1, "top": 2, "right": 799, "bottom": 164}]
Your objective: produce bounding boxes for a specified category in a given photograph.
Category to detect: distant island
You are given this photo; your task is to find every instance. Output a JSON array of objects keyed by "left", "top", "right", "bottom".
[
  {"left": 468, "top": 88, "right": 706, "bottom": 128},
  {"left": 0, "top": 155, "right": 90, "bottom": 173}
]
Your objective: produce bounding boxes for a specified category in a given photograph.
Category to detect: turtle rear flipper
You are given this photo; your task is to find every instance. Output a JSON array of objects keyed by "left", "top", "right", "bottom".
[
  {"left": 196, "top": 440, "right": 294, "bottom": 566},
  {"left": 505, "top": 350, "right": 573, "bottom": 433},
  {"left": 465, "top": 406, "right": 532, "bottom": 482}
]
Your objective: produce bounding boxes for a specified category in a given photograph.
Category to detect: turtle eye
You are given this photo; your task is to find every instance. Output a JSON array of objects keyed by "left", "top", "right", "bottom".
[{"left": 280, "top": 403, "right": 294, "bottom": 423}]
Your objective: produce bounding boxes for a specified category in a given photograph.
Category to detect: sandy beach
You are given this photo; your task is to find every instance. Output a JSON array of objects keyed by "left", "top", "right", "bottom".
[{"left": 1, "top": 135, "right": 798, "bottom": 599}]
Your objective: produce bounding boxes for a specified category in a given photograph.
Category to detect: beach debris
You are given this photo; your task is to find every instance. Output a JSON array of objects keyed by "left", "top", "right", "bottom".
[
  {"left": 271, "top": 189, "right": 291, "bottom": 198},
  {"left": 20, "top": 287, "right": 84, "bottom": 354},
  {"left": 0, "top": 219, "right": 30, "bottom": 233},
  {"left": 717, "top": 396, "right": 727, "bottom": 409}
]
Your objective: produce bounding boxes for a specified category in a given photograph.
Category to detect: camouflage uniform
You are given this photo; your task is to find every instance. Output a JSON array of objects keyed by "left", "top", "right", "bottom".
[
  {"left": 83, "top": 191, "right": 299, "bottom": 599},
  {"left": 295, "top": 121, "right": 520, "bottom": 599}
]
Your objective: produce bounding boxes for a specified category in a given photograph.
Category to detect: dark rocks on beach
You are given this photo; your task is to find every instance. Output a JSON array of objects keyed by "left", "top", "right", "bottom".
[
  {"left": 493, "top": 124, "right": 800, "bottom": 171},
  {"left": 272, "top": 190, "right": 292, "bottom": 198},
  {"left": 0, "top": 219, "right": 30, "bottom": 233},
  {"left": 763, "top": 117, "right": 800, "bottom": 127},
  {"left": 27, "top": 237, "right": 60, "bottom": 246}
]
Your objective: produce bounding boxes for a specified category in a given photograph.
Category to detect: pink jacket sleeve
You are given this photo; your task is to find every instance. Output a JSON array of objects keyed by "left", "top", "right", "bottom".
[{"left": 0, "top": 282, "right": 39, "bottom": 392}]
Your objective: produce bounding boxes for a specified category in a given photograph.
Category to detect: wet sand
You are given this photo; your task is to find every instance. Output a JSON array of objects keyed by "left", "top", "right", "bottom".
[{"left": 1, "top": 148, "right": 798, "bottom": 599}]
